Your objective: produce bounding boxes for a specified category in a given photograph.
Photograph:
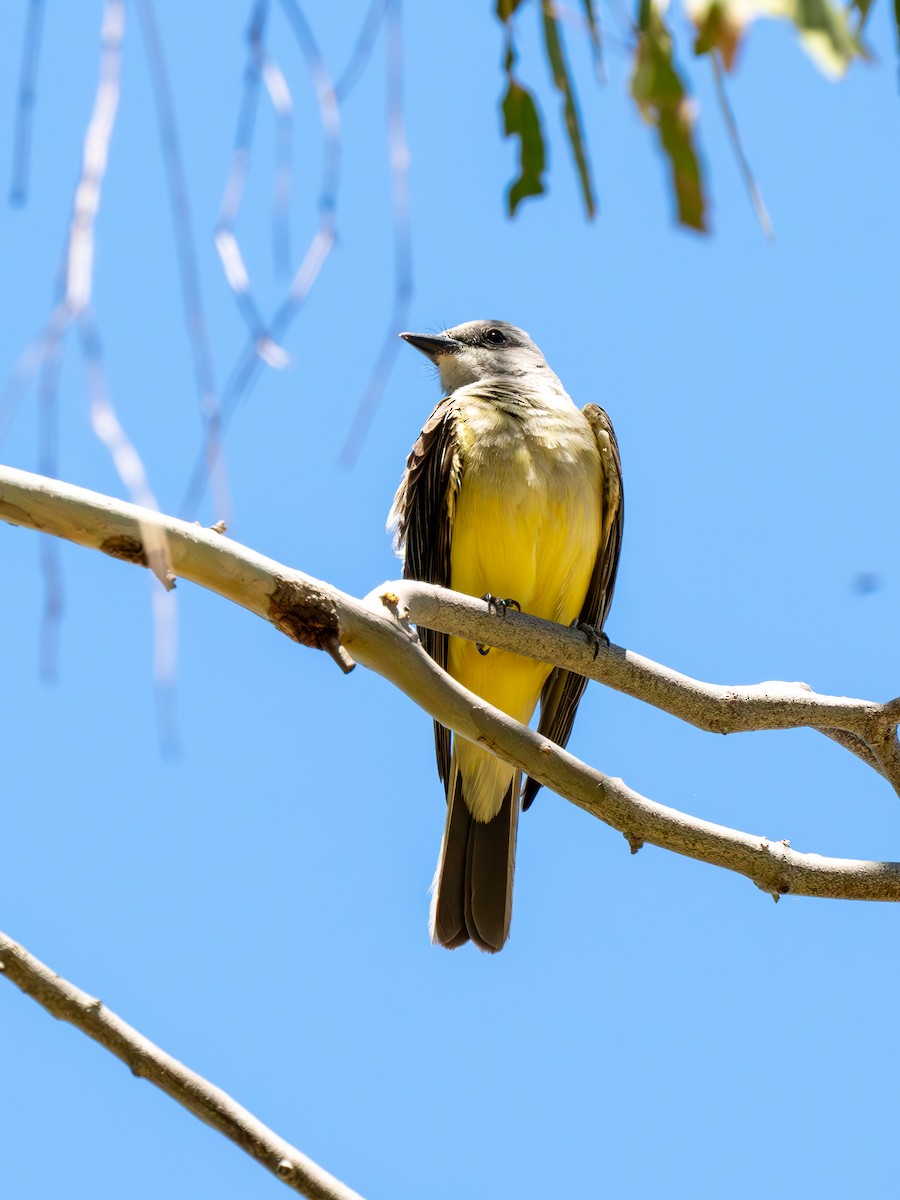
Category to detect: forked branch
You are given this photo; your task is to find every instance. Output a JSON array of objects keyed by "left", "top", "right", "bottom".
[{"left": 1, "top": 461, "right": 899, "bottom": 906}]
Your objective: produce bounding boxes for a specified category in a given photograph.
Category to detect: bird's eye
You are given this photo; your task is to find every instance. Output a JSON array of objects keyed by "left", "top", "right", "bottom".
[{"left": 484, "top": 328, "right": 507, "bottom": 346}]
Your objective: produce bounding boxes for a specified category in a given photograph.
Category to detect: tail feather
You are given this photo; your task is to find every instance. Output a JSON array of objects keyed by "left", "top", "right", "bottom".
[
  {"left": 431, "top": 774, "right": 519, "bottom": 953},
  {"left": 431, "top": 775, "right": 471, "bottom": 950}
]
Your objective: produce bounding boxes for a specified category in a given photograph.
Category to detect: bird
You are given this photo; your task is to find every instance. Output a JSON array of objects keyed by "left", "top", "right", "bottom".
[{"left": 389, "top": 320, "right": 623, "bottom": 952}]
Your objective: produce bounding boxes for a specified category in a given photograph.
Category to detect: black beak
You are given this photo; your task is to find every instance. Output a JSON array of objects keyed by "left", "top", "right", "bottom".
[{"left": 399, "top": 331, "right": 460, "bottom": 362}]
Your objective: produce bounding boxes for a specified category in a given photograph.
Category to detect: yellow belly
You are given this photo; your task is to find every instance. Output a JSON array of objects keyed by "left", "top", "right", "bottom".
[{"left": 447, "top": 402, "right": 602, "bottom": 820}]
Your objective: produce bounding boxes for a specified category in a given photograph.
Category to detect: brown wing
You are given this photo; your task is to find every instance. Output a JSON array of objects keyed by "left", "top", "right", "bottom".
[
  {"left": 391, "top": 395, "right": 461, "bottom": 790},
  {"left": 521, "top": 403, "right": 624, "bottom": 810}
]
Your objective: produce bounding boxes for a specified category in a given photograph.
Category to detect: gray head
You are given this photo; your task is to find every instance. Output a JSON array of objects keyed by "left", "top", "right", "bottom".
[{"left": 400, "top": 319, "right": 560, "bottom": 395}]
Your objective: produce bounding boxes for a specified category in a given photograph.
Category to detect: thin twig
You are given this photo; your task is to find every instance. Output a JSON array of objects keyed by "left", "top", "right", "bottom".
[
  {"left": 0, "top": 326, "right": 51, "bottom": 446},
  {"left": 711, "top": 51, "right": 774, "bottom": 239},
  {"left": 266, "top": 52, "right": 295, "bottom": 279},
  {"left": 0, "top": 931, "right": 365, "bottom": 1200},
  {"left": 553, "top": 1, "right": 605, "bottom": 82},
  {"left": 134, "top": 0, "right": 228, "bottom": 522},
  {"left": 37, "top": 5, "right": 175, "bottom": 700},
  {"left": 339, "top": 0, "right": 413, "bottom": 466},
  {"left": 183, "top": 2, "right": 341, "bottom": 517},
  {"left": 213, "top": 0, "right": 297, "bottom": 339},
  {"left": 274, "top": 0, "right": 341, "bottom": 313},
  {"left": 67, "top": 0, "right": 125, "bottom": 316},
  {"left": 334, "top": 0, "right": 390, "bottom": 101},
  {"left": 77, "top": 316, "right": 172, "bottom": 595},
  {"left": 214, "top": 0, "right": 274, "bottom": 342},
  {"left": 9, "top": 0, "right": 45, "bottom": 206},
  {"left": 37, "top": 315, "right": 63, "bottom": 680},
  {"left": 27, "top": 0, "right": 130, "bottom": 676}
]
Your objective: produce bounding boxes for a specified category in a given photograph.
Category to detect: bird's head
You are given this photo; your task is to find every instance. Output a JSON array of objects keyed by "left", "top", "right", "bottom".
[{"left": 400, "top": 320, "right": 553, "bottom": 394}]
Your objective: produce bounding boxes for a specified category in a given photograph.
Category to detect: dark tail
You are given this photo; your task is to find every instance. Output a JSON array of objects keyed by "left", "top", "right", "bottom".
[{"left": 431, "top": 776, "right": 519, "bottom": 953}]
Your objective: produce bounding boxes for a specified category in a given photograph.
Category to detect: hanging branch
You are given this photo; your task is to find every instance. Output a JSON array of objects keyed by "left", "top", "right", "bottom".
[
  {"left": 8, "top": 0, "right": 45, "bottom": 207},
  {"left": 183, "top": 0, "right": 341, "bottom": 517},
  {"left": 338, "top": 0, "right": 414, "bottom": 467},
  {"left": 135, "top": 0, "right": 227, "bottom": 522}
]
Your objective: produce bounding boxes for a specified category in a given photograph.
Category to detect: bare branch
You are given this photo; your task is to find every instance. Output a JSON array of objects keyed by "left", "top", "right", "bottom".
[
  {"left": 0, "top": 931, "right": 364, "bottom": 1200},
  {"left": 3, "top": 463, "right": 900, "bottom": 904},
  {"left": 388, "top": 579, "right": 900, "bottom": 785}
]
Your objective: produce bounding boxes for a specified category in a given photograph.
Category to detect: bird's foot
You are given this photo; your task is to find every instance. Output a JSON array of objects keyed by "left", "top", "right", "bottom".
[
  {"left": 571, "top": 619, "right": 608, "bottom": 661},
  {"left": 483, "top": 593, "right": 521, "bottom": 617},
  {"left": 477, "top": 595, "right": 520, "bottom": 656}
]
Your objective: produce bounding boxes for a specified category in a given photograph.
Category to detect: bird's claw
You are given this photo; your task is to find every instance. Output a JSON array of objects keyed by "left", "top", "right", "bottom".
[
  {"left": 477, "top": 595, "right": 521, "bottom": 656},
  {"left": 571, "top": 619, "right": 608, "bottom": 660},
  {"left": 483, "top": 593, "right": 521, "bottom": 618}
]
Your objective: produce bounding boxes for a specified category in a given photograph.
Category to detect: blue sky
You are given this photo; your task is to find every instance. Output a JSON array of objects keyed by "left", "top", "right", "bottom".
[{"left": 2, "top": 2, "right": 900, "bottom": 1197}]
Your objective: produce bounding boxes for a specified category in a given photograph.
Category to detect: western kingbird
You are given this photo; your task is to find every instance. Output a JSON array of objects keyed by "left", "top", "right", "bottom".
[{"left": 389, "top": 320, "right": 623, "bottom": 952}]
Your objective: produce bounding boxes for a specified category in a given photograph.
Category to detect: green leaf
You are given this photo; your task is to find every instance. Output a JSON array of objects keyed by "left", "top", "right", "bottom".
[
  {"left": 495, "top": 0, "right": 528, "bottom": 23},
  {"left": 580, "top": 0, "right": 604, "bottom": 74},
  {"left": 496, "top": 1, "right": 547, "bottom": 215},
  {"left": 848, "top": 0, "right": 875, "bottom": 31},
  {"left": 693, "top": 1, "right": 725, "bottom": 55},
  {"left": 794, "top": 0, "right": 863, "bottom": 76},
  {"left": 501, "top": 71, "right": 547, "bottom": 214},
  {"left": 631, "top": 4, "right": 707, "bottom": 231},
  {"left": 692, "top": 1, "right": 742, "bottom": 69},
  {"left": 688, "top": 0, "right": 865, "bottom": 77},
  {"left": 541, "top": 0, "right": 597, "bottom": 218}
]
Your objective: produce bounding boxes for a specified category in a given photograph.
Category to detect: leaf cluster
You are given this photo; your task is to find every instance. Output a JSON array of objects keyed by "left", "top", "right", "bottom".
[{"left": 496, "top": 0, "right": 875, "bottom": 230}]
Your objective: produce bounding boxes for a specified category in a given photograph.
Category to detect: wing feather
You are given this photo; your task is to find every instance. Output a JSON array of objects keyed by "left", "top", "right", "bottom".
[{"left": 390, "top": 396, "right": 461, "bottom": 790}]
